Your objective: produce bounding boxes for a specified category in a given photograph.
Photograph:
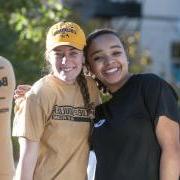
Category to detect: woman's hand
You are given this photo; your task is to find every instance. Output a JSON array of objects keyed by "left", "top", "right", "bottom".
[{"left": 14, "top": 85, "right": 31, "bottom": 99}]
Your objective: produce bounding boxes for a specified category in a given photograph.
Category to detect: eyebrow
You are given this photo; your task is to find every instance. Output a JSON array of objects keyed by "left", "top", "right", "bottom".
[
  {"left": 90, "top": 45, "right": 122, "bottom": 57},
  {"left": 53, "top": 47, "right": 81, "bottom": 52},
  {"left": 69, "top": 47, "right": 77, "bottom": 50},
  {"left": 111, "top": 45, "right": 122, "bottom": 49},
  {"left": 69, "top": 46, "right": 83, "bottom": 51}
]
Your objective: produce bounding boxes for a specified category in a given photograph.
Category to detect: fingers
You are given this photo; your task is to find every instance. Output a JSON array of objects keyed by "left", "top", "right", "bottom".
[
  {"left": 17, "top": 84, "right": 31, "bottom": 91},
  {"left": 14, "top": 84, "right": 31, "bottom": 99},
  {"left": 14, "top": 89, "right": 25, "bottom": 99}
]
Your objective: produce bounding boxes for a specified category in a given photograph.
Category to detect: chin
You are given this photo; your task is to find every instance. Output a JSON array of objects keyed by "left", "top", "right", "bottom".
[{"left": 106, "top": 78, "right": 121, "bottom": 84}]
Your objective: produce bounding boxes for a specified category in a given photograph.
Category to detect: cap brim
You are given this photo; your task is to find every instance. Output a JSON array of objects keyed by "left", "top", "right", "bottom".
[{"left": 47, "top": 42, "right": 84, "bottom": 51}]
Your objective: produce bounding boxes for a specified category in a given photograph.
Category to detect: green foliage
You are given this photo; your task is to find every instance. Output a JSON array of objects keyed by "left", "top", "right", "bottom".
[
  {"left": 0, "top": 0, "right": 69, "bottom": 84},
  {"left": 121, "top": 32, "right": 151, "bottom": 74},
  {"left": 101, "top": 93, "right": 111, "bottom": 103}
]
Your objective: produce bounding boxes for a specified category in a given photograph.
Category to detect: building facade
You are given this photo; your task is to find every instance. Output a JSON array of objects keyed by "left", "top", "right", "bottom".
[
  {"left": 62, "top": 0, "right": 180, "bottom": 86},
  {"left": 140, "top": 0, "right": 180, "bottom": 85}
]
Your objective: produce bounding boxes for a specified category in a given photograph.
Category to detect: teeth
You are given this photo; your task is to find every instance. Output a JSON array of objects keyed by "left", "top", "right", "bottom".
[
  {"left": 62, "top": 67, "right": 73, "bottom": 72},
  {"left": 105, "top": 68, "right": 118, "bottom": 74}
]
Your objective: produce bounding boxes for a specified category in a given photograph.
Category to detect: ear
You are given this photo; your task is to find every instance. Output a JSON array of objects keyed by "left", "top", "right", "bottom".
[{"left": 82, "top": 56, "right": 85, "bottom": 64}]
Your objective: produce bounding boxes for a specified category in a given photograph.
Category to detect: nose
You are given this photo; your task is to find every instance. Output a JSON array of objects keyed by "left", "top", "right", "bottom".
[
  {"left": 104, "top": 55, "right": 114, "bottom": 65},
  {"left": 61, "top": 56, "right": 67, "bottom": 65}
]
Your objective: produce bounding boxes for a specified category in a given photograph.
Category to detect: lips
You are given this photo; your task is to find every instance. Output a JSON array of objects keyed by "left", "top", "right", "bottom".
[
  {"left": 103, "top": 67, "right": 120, "bottom": 75},
  {"left": 60, "top": 67, "right": 75, "bottom": 72}
]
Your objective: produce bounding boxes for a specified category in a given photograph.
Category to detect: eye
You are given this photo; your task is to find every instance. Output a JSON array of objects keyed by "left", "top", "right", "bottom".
[
  {"left": 93, "top": 56, "right": 105, "bottom": 62},
  {"left": 112, "top": 51, "right": 122, "bottom": 56},
  {"left": 55, "top": 52, "right": 62, "bottom": 56},
  {"left": 69, "top": 51, "right": 78, "bottom": 56},
  {"left": 51, "top": 51, "right": 63, "bottom": 58}
]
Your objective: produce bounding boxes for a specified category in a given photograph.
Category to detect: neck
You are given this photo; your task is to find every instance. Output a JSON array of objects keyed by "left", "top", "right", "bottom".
[
  {"left": 52, "top": 74, "right": 76, "bottom": 85},
  {"left": 109, "top": 73, "right": 132, "bottom": 93}
]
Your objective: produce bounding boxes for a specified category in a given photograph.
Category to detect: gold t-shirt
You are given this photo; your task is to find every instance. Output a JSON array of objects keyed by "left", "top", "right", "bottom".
[
  {"left": 13, "top": 74, "right": 101, "bottom": 180},
  {"left": 0, "top": 57, "right": 15, "bottom": 180}
]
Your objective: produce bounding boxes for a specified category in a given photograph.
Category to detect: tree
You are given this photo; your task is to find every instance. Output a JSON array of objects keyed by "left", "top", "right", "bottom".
[{"left": 0, "top": 0, "right": 69, "bottom": 84}]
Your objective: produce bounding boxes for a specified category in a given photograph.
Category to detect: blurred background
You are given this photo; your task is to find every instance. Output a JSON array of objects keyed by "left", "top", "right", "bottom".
[{"left": 0, "top": 0, "right": 179, "bottom": 162}]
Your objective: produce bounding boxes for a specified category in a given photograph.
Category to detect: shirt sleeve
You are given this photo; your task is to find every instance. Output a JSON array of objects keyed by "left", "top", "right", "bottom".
[
  {"left": 0, "top": 55, "right": 15, "bottom": 176},
  {"left": 0, "top": 58, "right": 16, "bottom": 113},
  {"left": 12, "top": 93, "right": 46, "bottom": 141},
  {"left": 143, "top": 74, "right": 180, "bottom": 125}
]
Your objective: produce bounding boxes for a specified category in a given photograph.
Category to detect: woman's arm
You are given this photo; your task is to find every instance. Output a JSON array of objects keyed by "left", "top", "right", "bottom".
[
  {"left": 14, "top": 137, "right": 39, "bottom": 180},
  {"left": 87, "top": 151, "right": 97, "bottom": 180},
  {"left": 156, "top": 116, "right": 180, "bottom": 180}
]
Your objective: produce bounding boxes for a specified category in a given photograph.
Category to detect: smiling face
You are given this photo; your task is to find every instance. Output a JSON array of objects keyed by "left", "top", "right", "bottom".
[
  {"left": 87, "top": 33, "right": 130, "bottom": 92},
  {"left": 48, "top": 45, "right": 84, "bottom": 84}
]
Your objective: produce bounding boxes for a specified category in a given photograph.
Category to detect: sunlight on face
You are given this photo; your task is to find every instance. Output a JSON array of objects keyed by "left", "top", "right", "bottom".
[
  {"left": 87, "top": 34, "right": 129, "bottom": 92},
  {"left": 48, "top": 45, "right": 84, "bottom": 84}
]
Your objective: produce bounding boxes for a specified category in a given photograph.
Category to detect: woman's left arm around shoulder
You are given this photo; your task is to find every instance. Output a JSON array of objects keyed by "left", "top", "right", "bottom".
[{"left": 156, "top": 116, "right": 180, "bottom": 180}]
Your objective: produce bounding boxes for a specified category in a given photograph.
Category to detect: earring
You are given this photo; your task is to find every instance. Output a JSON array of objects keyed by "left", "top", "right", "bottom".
[{"left": 91, "top": 73, "right": 96, "bottom": 79}]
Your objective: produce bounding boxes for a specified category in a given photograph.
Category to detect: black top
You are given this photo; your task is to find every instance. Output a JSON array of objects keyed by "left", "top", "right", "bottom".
[{"left": 92, "top": 73, "right": 180, "bottom": 180}]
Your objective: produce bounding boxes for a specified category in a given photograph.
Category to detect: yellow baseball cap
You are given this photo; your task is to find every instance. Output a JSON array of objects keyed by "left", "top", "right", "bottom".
[{"left": 46, "top": 21, "right": 86, "bottom": 51}]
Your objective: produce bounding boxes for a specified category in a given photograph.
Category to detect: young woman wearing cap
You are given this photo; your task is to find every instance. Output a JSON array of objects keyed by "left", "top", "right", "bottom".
[
  {"left": 0, "top": 56, "right": 15, "bottom": 180},
  {"left": 13, "top": 21, "right": 101, "bottom": 180},
  {"left": 84, "top": 29, "right": 180, "bottom": 180}
]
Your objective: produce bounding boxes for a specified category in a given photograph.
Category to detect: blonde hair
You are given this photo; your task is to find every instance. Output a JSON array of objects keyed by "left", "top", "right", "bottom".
[{"left": 44, "top": 50, "right": 92, "bottom": 114}]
